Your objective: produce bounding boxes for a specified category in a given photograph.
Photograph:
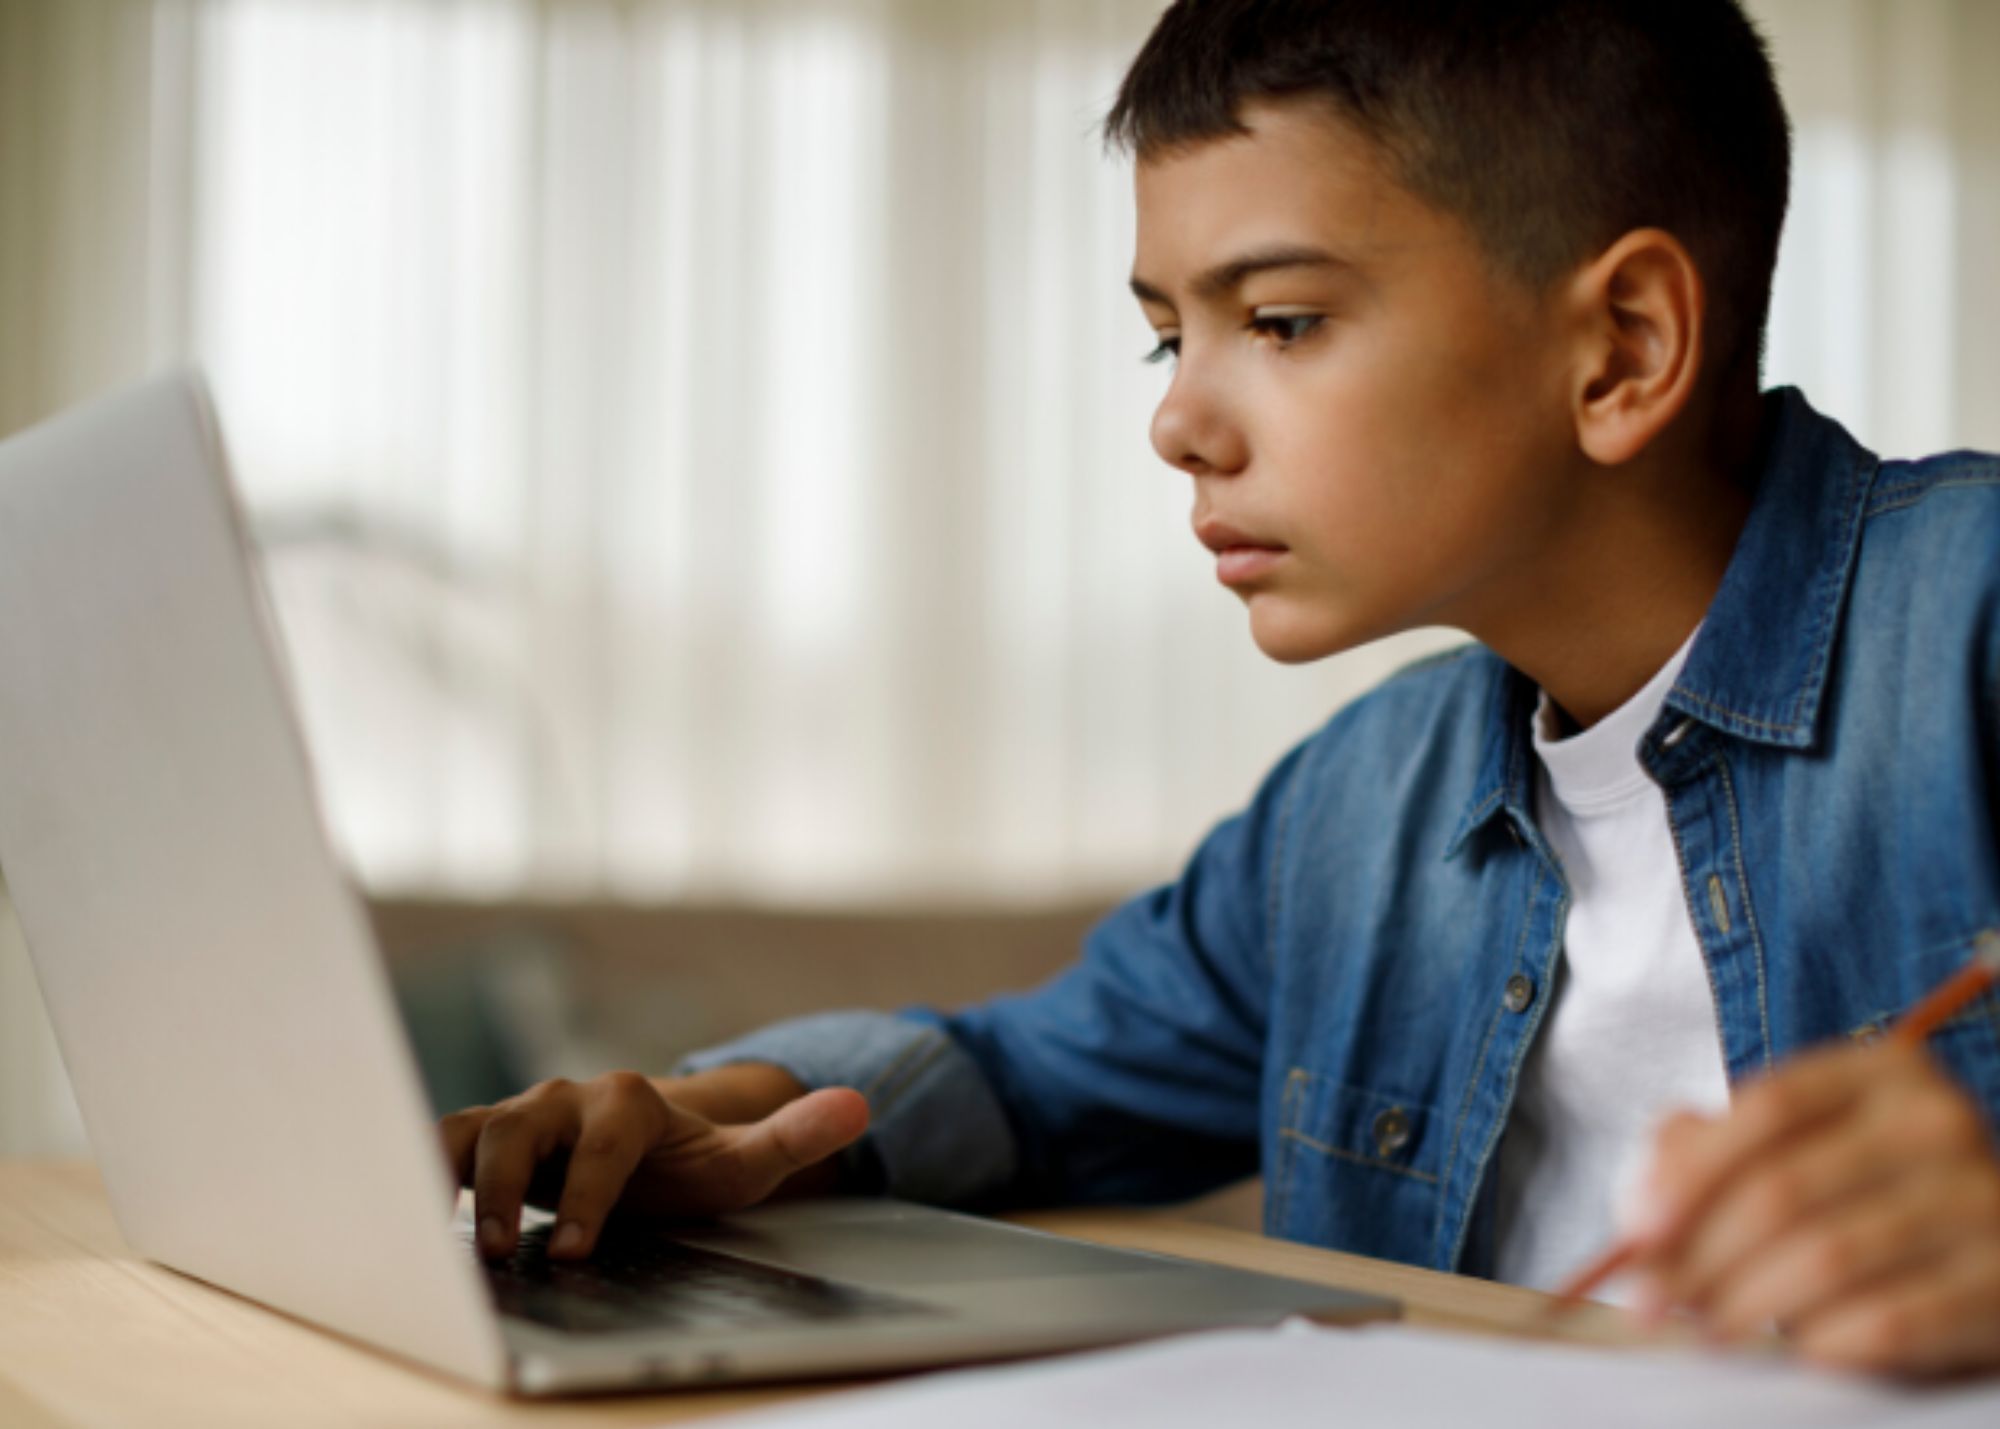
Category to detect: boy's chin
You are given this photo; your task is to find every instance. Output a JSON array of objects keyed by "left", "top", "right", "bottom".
[{"left": 1244, "top": 598, "right": 1373, "bottom": 665}]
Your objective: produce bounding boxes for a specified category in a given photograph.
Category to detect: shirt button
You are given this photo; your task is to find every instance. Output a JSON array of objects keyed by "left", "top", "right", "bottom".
[
  {"left": 1371, "top": 1106, "right": 1411, "bottom": 1158},
  {"left": 1503, "top": 973, "right": 1535, "bottom": 1014}
]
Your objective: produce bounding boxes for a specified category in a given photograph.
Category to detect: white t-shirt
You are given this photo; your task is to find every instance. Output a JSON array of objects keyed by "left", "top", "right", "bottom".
[{"left": 1491, "top": 629, "right": 1732, "bottom": 1300}]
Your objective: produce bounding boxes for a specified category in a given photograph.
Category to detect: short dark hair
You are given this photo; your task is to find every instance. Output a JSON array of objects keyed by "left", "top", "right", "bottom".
[{"left": 1105, "top": 0, "right": 1792, "bottom": 387}]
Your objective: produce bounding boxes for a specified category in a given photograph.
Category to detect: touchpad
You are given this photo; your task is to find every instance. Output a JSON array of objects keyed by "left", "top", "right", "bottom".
[{"left": 678, "top": 1210, "right": 1159, "bottom": 1287}]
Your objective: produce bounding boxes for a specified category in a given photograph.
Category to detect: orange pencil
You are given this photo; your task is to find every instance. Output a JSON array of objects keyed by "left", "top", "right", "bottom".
[{"left": 1551, "top": 930, "right": 2000, "bottom": 1311}]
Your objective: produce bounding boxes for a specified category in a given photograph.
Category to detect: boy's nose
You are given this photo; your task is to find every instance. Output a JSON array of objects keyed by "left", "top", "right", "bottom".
[{"left": 1150, "top": 380, "right": 1247, "bottom": 478}]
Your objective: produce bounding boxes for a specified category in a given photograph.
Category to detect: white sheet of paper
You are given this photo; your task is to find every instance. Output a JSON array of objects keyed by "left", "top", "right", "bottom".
[{"left": 698, "top": 1321, "right": 2000, "bottom": 1429}]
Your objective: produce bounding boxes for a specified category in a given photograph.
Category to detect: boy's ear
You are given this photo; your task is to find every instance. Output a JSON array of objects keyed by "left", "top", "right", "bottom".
[{"left": 1566, "top": 228, "right": 1705, "bottom": 467}]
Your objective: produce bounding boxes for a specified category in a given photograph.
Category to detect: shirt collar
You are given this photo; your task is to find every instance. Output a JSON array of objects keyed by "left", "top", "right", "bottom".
[
  {"left": 1662, "top": 387, "right": 1876, "bottom": 747},
  {"left": 1446, "top": 387, "right": 1878, "bottom": 860}
]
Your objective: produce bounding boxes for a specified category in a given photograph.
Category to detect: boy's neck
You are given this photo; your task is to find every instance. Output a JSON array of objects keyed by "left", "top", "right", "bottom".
[{"left": 1478, "top": 392, "right": 1765, "bottom": 732}]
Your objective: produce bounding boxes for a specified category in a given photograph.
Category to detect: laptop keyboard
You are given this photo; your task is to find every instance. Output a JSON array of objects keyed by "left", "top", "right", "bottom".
[{"left": 469, "top": 1221, "right": 942, "bottom": 1336}]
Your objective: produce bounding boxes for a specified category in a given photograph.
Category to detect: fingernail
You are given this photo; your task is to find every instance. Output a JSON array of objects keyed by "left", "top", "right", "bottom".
[
  {"left": 479, "top": 1216, "right": 505, "bottom": 1253},
  {"left": 552, "top": 1222, "right": 584, "bottom": 1257}
]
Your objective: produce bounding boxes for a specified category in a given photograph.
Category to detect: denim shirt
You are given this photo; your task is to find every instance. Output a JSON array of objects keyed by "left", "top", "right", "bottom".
[{"left": 683, "top": 387, "right": 2000, "bottom": 1278}]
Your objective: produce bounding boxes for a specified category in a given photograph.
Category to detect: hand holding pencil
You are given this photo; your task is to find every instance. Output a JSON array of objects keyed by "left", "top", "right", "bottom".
[{"left": 1556, "top": 932, "right": 2000, "bottom": 1377}]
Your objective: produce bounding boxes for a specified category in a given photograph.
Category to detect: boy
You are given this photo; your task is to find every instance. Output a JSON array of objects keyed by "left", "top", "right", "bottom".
[{"left": 440, "top": 0, "right": 2000, "bottom": 1377}]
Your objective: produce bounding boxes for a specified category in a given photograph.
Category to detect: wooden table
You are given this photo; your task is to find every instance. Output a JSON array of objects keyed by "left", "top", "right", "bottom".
[{"left": 0, "top": 1162, "right": 1652, "bottom": 1428}]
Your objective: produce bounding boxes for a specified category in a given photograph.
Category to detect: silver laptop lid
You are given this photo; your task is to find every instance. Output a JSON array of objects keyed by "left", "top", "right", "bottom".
[{"left": 0, "top": 371, "right": 507, "bottom": 1388}]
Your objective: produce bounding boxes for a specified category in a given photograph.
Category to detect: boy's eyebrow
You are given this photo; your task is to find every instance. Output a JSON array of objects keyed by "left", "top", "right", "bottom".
[{"left": 1128, "top": 244, "right": 1353, "bottom": 307}]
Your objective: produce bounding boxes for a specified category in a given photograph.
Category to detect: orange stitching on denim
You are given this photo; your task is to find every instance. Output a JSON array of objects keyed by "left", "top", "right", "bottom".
[
  {"left": 869, "top": 1037, "right": 950, "bottom": 1113},
  {"left": 1664, "top": 776, "right": 1732, "bottom": 1081},
  {"left": 1272, "top": 1068, "right": 1307, "bottom": 1229},
  {"left": 1279, "top": 1127, "right": 1440, "bottom": 1186},
  {"left": 1865, "top": 470, "right": 2000, "bottom": 517},
  {"left": 1450, "top": 883, "right": 1567, "bottom": 1271},
  {"left": 1435, "top": 862, "right": 1543, "bottom": 1265},
  {"left": 860, "top": 1029, "right": 943, "bottom": 1103},
  {"left": 1713, "top": 754, "right": 1774, "bottom": 1069}
]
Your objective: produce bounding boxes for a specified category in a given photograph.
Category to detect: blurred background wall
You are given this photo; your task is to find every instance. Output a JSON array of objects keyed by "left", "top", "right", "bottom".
[{"left": 1, "top": 0, "right": 1996, "bottom": 1157}]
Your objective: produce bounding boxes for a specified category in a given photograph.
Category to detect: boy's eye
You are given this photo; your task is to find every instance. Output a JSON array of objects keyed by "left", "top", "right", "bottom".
[
  {"left": 1250, "top": 313, "right": 1323, "bottom": 345},
  {"left": 1140, "top": 314, "right": 1323, "bottom": 366}
]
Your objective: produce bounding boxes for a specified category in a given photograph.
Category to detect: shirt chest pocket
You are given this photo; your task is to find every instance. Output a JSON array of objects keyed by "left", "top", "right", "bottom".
[
  {"left": 1845, "top": 930, "right": 2000, "bottom": 1130},
  {"left": 1268, "top": 1067, "right": 1443, "bottom": 1262}
]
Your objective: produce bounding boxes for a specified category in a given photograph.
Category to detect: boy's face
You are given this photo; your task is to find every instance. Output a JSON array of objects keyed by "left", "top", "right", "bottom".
[{"left": 1131, "top": 100, "right": 1583, "bottom": 663}]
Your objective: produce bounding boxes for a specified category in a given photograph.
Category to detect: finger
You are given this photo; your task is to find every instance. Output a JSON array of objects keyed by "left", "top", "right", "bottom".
[
  {"left": 1705, "top": 1164, "right": 1990, "bottom": 1341},
  {"left": 711, "top": 1088, "right": 870, "bottom": 1207},
  {"left": 438, "top": 1106, "right": 491, "bottom": 1191},
  {"left": 1653, "top": 1054, "right": 1997, "bottom": 1320},
  {"left": 1793, "top": 1240, "right": 2000, "bottom": 1378},
  {"left": 1656, "top": 1105, "right": 1911, "bottom": 1315},
  {"left": 548, "top": 1074, "right": 671, "bottom": 1259},
  {"left": 1630, "top": 1044, "right": 1921, "bottom": 1251},
  {"left": 472, "top": 1089, "right": 579, "bottom": 1259}
]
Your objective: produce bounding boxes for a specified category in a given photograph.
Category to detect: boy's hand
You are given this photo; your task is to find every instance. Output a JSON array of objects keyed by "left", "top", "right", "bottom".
[
  {"left": 1625, "top": 1039, "right": 2000, "bottom": 1377},
  {"left": 438, "top": 1067, "right": 869, "bottom": 1262}
]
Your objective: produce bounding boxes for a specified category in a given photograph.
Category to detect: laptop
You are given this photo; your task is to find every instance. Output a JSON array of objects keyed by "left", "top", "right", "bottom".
[{"left": 0, "top": 370, "right": 1397, "bottom": 1396}]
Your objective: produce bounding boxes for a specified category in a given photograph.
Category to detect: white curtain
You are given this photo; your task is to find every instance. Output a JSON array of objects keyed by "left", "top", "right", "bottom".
[
  {"left": 0, "top": 0, "right": 1995, "bottom": 1153},
  {"left": 10, "top": 0, "right": 1465, "bottom": 904},
  {"left": 1752, "top": 0, "right": 2000, "bottom": 461}
]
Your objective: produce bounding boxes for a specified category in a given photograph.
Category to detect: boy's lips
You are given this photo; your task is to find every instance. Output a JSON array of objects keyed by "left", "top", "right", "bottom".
[{"left": 1194, "top": 519, "right": 1288, "bottom": 586}]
